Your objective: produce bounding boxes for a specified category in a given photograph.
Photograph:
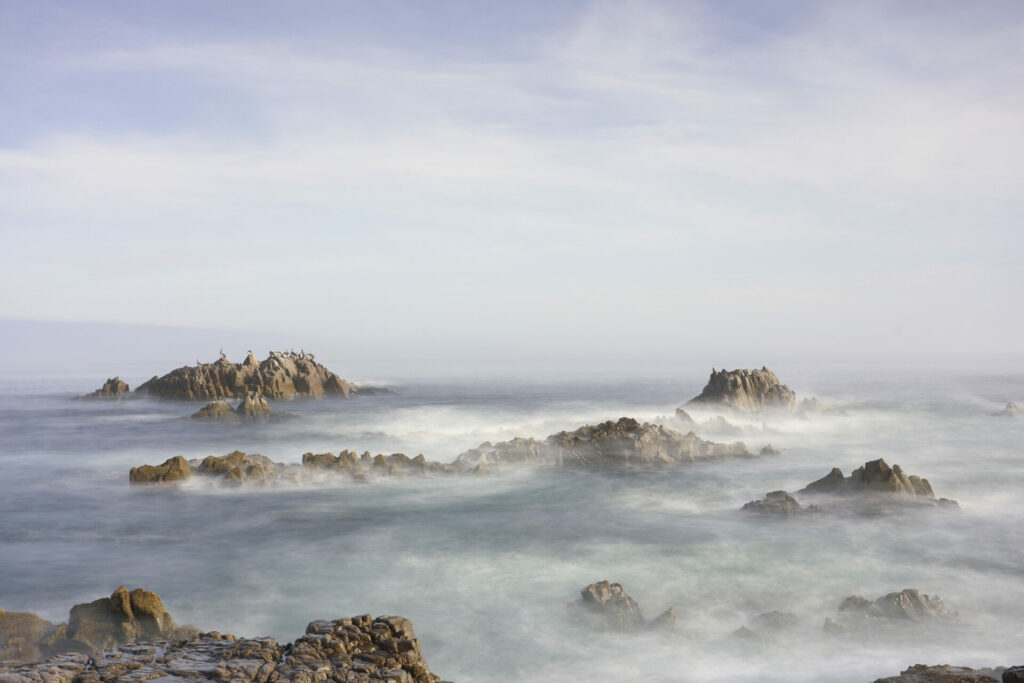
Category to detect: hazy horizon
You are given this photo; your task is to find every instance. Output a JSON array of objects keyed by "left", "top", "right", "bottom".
[{"left": 2, "top": 0, "right": 1022, "bottom": 365}]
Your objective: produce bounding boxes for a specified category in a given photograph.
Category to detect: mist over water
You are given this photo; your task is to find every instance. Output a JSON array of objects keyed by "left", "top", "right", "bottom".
[{"left": 1, "top": 362, "right": 1022, "bottom": 682}]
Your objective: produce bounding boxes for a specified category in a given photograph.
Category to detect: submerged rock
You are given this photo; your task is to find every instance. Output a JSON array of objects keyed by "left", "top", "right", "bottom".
[
  {"left": 134, "top": 350, "right": 383, "bottom": 401},
  {"left": 993, "top": 402, "right": 1022, "bottom": 417},
  {"left": 457, "top": 417, "right": 752, "bottom": 469},
  {"left": 83, "top": 377, "right": 129, "bottom": 399},
  {"left": 873, "top": 664, "right": 1004, "bottom": 682},
  {"left": 687, "top": 367, "right": 797, "bottom": 413},
  {"left": 0, "top": 610, "right": 444, "bottom": 683}
]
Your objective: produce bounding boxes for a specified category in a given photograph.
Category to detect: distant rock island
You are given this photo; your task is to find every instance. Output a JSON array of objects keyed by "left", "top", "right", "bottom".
[
  {"left": 0, "top": 588, "right": 445, "bottom": 682},
  {"left": 81, "top": 377, "right": 129, "bottom": 399},
  {"left": 131, "top": 350, "right": 385, "bottom": 401},
  {"left": 688, "top": 367, "right": 797, "bottom": 413}
]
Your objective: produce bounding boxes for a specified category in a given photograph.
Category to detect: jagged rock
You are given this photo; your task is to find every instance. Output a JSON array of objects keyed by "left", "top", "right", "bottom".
[
  {"left": 457, "top": 417, "right": 752, "bottom": 469},
  {"left": 673, "top": 408, "right": 697, "bottom": 428},
  {"left": 84, "top": 377, "right": 129, "bottom": 398},
  {"left": 993, "top": 402, "right": 1022, "bottom": 417},
  {"left": 0, "top": 614, "right": 444, "bottom": 683},
  {"left": 799, "top": 467, "right": 848, "bottom": 495},
  {"left": 742, "top": 490, "right": 803, "bottom": 517},
  {"left": 873, "top": 664, "right": 1003, "bottom": 682},
  {"left": 190, "top": 400, "right": 241, "bottom": 423},
  {"left": 688, "top": 367, "right": 797, "bottom": 413},
  {"left": 236, "top": 390, "right": 271, "bottom": 421},
  {"left": 128, "top": 456, "right": 191, "bottom": 484},
  {"left": 848, "top": 459, "right": 936, "bottom": 497},
  {"left": 568, "top": 581, "right": 646, "bottom": 631},
  {"left": 835, "top": 589, "right": 953, "bottom": 624},
  {"left": 134, "top": 350, "right": 382, "bottom": 401}
]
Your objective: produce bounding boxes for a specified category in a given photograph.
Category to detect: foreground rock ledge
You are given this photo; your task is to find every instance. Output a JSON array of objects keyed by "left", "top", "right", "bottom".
[{"left": 874, "top": 664, "right": 1023, "bottom": 682}]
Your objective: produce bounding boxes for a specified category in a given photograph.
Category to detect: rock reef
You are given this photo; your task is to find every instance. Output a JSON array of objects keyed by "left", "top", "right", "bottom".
[
  {"left": 135, "top": 350, "right": 380, "bottom": 401},
  {"left": 742, "top": 458, "right": 958, "bottom": 516},
  {"left": 688, "top": 367, "right": 797, "bottom": 413},
  {"left": 0, "top": 590, "right": 444, "bottom": 683}
]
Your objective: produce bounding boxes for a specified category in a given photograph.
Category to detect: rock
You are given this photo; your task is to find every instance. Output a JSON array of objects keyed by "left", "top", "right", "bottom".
[
  {"left": 457, "top": 417, "right": 752, "bottom": 469},
  {"left": 0, "top": 613, "right": 444, "bottom": 683},
  {"left": 822, "top": 616, "right": 845, "bottom": 635},
  {"left": 647, "top": 607, "right": 679, "bottom": 632},
  {"left": 235, "top": 390, "right": 271, "bottom": 421},
  {"left": 1004, "top": 667, "right": 1024, "bottom": 682},
  {"left": 784, "top": 459, "right": 955, "bottom": 511},
  {"left": 848, "top": 459, "right": 935, "bottom": 498},
  {"left": 799, "top": 467, "right": 849, "bottom": 495},
  {"left": 759, "top": 445, "right": 780, "bottom": 455},
  {"left": 134, "top": 350, "right": 383, "bottom": 401},
  {"left": 833, "top": 589, "right": 954, "bottom": 626},
  {"left": 873, "top": 664, "right": 1002, "bottom": 682},
  {"left": 673, "top": 408, "right": 697, "bottom": 428},
  {"left": 0, "top": 609, "right": 54, "bottom": 663},
  {"left": 568, "top": 581, "right": 646, "bottom": 631},
  {"left": 84, "top": 377, "right": 129, "bottom": 398},
  {"left": 993, "top": 402, "right": 1022, "bottom": 417},
  {"left": 128, "top": 456, "right": 191, "bottom": 484},
  {"left": 687, "top": 367, "right": 797, "bottom": 413},
  {"left": 731, "top": 610, "right": 798, "bottom": 643},
  {"left": 190, "top": 400, "right": 241, "bottom": 423},
  {"left": 742, "top": 490, "right": 803, "bottom": 517}
]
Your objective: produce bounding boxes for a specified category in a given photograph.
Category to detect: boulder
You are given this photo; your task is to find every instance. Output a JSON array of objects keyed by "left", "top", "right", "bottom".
[
  {"left": 993, "top": 402, "right": 1022, "bottom": 417},
  {"left": 833, "top": 589, "right": 953, "bottom": 625},
  {"left": 873, "top": 664, "right": 1002, "bottom": 682},
  {"left": 85, "top": 377, "right": 129, "bottom": 398},
  {"left": 687, "top": 367, "right": 797, "bottom": 413},
  {"left": 742, "top": 491, "right": 803, "bottom": 517},
  {"left": 568, "top": 581, "right": 646, "bottom": 631},
  {"left": 235, "top": 390, "right": 271, "bottom": 421},
  {"left": 128, "top": 456, "right": 191, "bottom": 484},
  {"left": 190, "top": 400, "right": 240, "bottom": 423},
  {"left": 134, "top": 350, "right": 382, "bottom": 401}
]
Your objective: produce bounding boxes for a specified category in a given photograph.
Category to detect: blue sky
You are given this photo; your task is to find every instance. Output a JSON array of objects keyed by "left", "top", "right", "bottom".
[{"left": 1, "top": 1, "right": 1021, "bottom": 362}]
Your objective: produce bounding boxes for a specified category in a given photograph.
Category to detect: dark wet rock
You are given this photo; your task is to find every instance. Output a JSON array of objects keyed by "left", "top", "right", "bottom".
[
  {"left": 135, "top": 350, "right": 383, "bottom": 401},
  {"left": 742, "top": 490, "right": 803, "bottom": 517},
  {"left": 687, "top": 366, "right": 797, "bottom": 413},
  {"left": 0, "top": 614, "right": 445, "bottom": 683},
  {"left": 873, "top": 664, "right": 1003, "bottom": 682},
  {"left": 128, "top": 456, "right": 191, "bottom": 484},
  {"left": 1004, "top": 666, "right": 1024, "bottom": 682},
  {"left": 457, "top": 417, "right": 752, "bottom": 469},
  {"left": 191, "top": 399, "right": 241, "bottom": 423},
  {"left": 83, "top": 377, "right": 129, "bottom": 399},
  {"left": 993, "top": 402, "right": 1022, "bottom": 417}
]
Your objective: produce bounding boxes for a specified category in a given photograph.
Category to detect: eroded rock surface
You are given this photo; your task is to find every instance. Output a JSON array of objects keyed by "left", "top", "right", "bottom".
[
  {"left": 0, "top": 613, "right": 445, "bottom": 683},
  {"left": 741, "top": 491, "right": 803, "bottom": 517},
  {"left": 688, "top": 367, "right": 797, "bottom": 413},
  {"left": 135, "top": 350, "right": 380, "bottom": 401},
  {"left": 568, "top": 581, "right": 675, "bottom": 632},
  {"left": 128, "top": 456, "right": 192, "bottom": 484}
]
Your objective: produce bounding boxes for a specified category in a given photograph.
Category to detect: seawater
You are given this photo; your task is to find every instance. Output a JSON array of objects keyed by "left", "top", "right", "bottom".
[{"left": 1, "top": 364, "right": 1022, "bottom": 682}]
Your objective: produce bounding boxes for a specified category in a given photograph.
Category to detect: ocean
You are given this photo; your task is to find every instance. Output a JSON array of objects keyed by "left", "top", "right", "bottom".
[{"left": 1, "top": 360, "right": 1022, "bottom": 681}]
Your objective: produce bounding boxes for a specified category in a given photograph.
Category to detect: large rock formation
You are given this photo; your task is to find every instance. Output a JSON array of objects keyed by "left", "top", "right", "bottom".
[
  {"left": 456, "top": 417, "right": 754, "bottom": 469},
  {"left": 83, "top": 377, "right": 129, "bottom": 399},
  {"left": 567, "top": 581, "right": 676, "bottom": 632},
  {"left": 687, "top": 367, "right": 797, "bottom": 413},
  {"left": 0, "top": 594, "right": 444, "bottom": 683},
  {"left": 135, "top": 350, "right": 379, "bottom": 401},
  {"left": 743, "top": 458, "right": 958, "bottom": 516}
]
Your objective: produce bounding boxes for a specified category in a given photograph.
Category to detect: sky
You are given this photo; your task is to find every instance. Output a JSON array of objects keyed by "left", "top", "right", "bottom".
[{"left": 1, "top": 0, "right": 1022, "bottom": 366}]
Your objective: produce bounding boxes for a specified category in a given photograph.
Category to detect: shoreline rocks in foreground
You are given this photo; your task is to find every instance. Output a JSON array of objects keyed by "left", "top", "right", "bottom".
[
  {"left": 874, "top": 664, "right": 1022, "bottom": 682},
  {"left": 133, "top": 350, "right": 386, "bottom": 401},
  {"left": 0, "top": 589, "right": 445, "bottom": 683},
  {"left": 742, "top": 458, "right": 959, "bottom": 516},
  {"left": 129, "top": 417, "right": 768, "bottom": 486}
]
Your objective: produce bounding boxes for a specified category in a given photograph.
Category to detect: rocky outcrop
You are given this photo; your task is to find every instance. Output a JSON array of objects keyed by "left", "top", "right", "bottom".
[
  {"left": 135, "top": 350, "right": 381, "bottom": 401},
  {"left": 993, "top": 402, "right": 1022, "bottom": 417},
  {"left": 236, "top": 390, "right": 271, "bottom": 420},
  {"left": 0, "top": 609, "right": 55, "bottom": 663},
  {"left": 873, "top": 664, "right": 1005, "bottom": 682},
  {"left": 0, "top": 601, "right": 444, "bottom": 683},
  {"left": 743, "top": 459, "right": 958, "bottom": 516},
  {"left": 128, "top": 456, "right": 192, "bottom": 484},
  {"left": 83, "top": 377, "right": 129, "bottom": 399},
  {"left": 190, "top": 400, "right": 240, "bottom": 423},
  {"left": 838, "top": 589, "right": 952, "bottom": 622},
  {"left": 457, "top": 417, "right": 754, "bottom": 469},
  {"left": 687, "top": 367, "right": 797, "bottom": 413},
  {"left": 567, "top": 581, "right": 676, "bottom": 632},
  {"left": 190, "top": 390, "right": 281, "bottom": 423}
]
